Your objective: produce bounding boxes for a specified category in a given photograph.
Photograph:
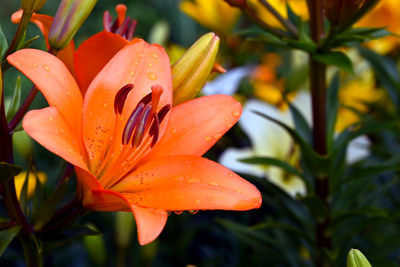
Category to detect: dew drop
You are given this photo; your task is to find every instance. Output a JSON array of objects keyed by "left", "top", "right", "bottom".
[
  {"left": 195, "top": 200, "right": 201, "bottom": 204},
  {"left": 68, "top": 147, "right": 73, "bottom": 152},
  {"left": 148, "top": 63, "right": 153, "bottom": 68},
  {"left": 232, "top": 111, "right": 240, "bottom": 117},
  {"left": 188, "top": 178, "right": 200, "bottom": 183},
  {"left": 214, "top": 133, "right": 222, "bottom": 139},
  {"left": 228, "top": 173, "right": 233, "bottom": 177},
  {"left": 33, "top": 63, "right": 38, "bottom": 67},
  {"left": 130, "top": 71, "right": 134, "bottom": 77},
  {"left": 103, "top": 103, "right": 108, "bottom": 108},
  {"left": 66, "top": 91, "right": 71, "bottom": 96},
  {"left": 205, "top": 136, "right": 212, "bottom": 141},
  {"left": 171, "top": 129, "right": 177, "bottom": 134},
  {"left": 48, "top": 116, "right": 53, "bottom": 122},
  {"left": 151, "top": 53, "right": 159, "bottom": 59},
  {"left": 209, "top": 181, "right": 219, "bottom": 186},
  {"left": 174, "top": 210, "right": 183, "bottom": 215},
  {"left": 43, "top": 65, "right": 50, "bottom": 72},
  {"left": 147, "top": 72, "right": 158, "bottom": 80}
]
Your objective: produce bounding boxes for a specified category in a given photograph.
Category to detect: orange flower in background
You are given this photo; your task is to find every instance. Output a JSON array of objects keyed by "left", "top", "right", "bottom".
[{"left": 8, "top": 39, "right": 261, "bottom": 245}]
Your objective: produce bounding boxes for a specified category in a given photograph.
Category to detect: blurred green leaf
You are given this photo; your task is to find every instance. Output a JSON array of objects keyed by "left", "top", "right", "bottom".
[
  {"left": 312, "top": 51, "right": 354, "bottom": 73},
  {"left": 302, "top": 194, "right": 327, "bottom": 222},
  {"left": 326, "top": 73, "right": 340, "bottom": 152},
  {"left": 0, "top": 162, "right": 22, "bottom": 182},
  {"left": 289, "top": 100, "right": 312, "bottom": 144},
  {"left": 83, "top": 224, "right": 106, "bottom": 267},
  {"left": 0, "top": 25, "right": 8, "bottom": 59},
  {"left": 6, "top": 76, "right": 22, "bottom": 121},
  {"left": 0, "top": 225, "right": 21, "bottom": 257}
]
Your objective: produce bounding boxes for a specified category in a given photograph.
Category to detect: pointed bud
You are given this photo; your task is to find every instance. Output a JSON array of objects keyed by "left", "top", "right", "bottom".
[
  {"left": 48, "top": 0, "right": 97, "bottom": 50},
  {"left": 172, "top": 32, "right": 220, "bottom": 105},
  {"left": 21, "top": 0, "right": 47, "bottom": 13},
  {"left": 347, "top": 249, "right": 372, "bottom": 267},
  {"left": 324, "top": 0, "right": 379, "bottom": 29}
]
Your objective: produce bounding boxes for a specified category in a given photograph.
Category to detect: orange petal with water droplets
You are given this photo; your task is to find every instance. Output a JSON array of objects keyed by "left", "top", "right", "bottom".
[
  {"left": 82, "top": 38, "right": 172, "bottom": 171},
  {"left": 11, "top": 10, "right": 76, "bottom": 74},
  {"left": 113, "top": 155, "right": 261, "bottom": 211},
  {"left": 87, "top": 187, "right": 168, "bottom": 245},
  {"left": 74, "top": 31, "right": 128, "bottom": 96},
  {"left": 8, "top": 49, "right": 83, "bottom": 136},
  {"left": 147, "top": 95, "right": 241, "bottom": 159},
  {"left": 23, "top": 107, "right": 87, "bottom": 171}
]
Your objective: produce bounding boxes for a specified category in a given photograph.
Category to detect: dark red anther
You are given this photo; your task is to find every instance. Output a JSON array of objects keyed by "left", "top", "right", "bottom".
[
  {"left": 136, "top": 92, "right": 152, "bottom": 108},
  {"left": 149, "top": 114, "right": 159, "bottom": 148},
  {"left": 102, "top": 8, "right": 137, "bottom": 40},
  {"left": 122, "top": 103, "right": 144, "bottom": 145},
  {"left": 114, "top": 84, "right": 134, "bottom": 114},
  {"left": 126, "top": 20, "right": 137, "bottom": 40},
  {"left": 116, "top": 17, "right": 131, "bottom": 36},
  {"left": 132, "top": 104, "right": 153, "bottom": 148},
  {"left": 157, "top": 104, "right": 171, "bottom": 123}
]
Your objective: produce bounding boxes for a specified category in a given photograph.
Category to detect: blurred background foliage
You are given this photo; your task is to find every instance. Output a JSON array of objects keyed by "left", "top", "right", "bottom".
[{"left": 2, "top": 0, "right": 400, "bottom": 266}]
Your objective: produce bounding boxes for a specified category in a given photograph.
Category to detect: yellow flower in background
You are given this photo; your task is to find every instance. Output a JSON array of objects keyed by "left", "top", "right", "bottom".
[
  {"left": 180, "top": 0, "right": 240, "bottom": 35},
  {"left": 357, "top": 0, "right": 400, "bottom": 54},
  {"left": 14, "top": 171, "right": 47, "bottom": 200},
  {"left": 336, "top": 73, "right": 383, "bottom": 132},
  {"left": 250, "top": 53, "right": 295, "bottom": 110},
  {"left": 247, "top": 0, "right": 308, "bottom": 28}
]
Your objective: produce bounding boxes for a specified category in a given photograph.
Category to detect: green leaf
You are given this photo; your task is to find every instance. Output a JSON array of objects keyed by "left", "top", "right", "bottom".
[
  {"left": 0, "top": 25, "right": 8, "bottom": 59},
  {"left": 301, "top": 194, "right": 327, "bottom": 222},
  {"left": 0, "top": 162, "right": 22, "bottom": 182},
  {"left": 240, "top": 156, "right": 304, "bottom": 180},
  {"left": 326, "top": 73, "right": 340, "bottom": 151},
  {"left": 6, "top": 76, "right": 22, "bottom": 121},
  {"left": 0, "top": 225, "right": 21, "bottom": 257},
  {"left": 83, "top": 224, "right": 106, "bottom": 266},
  {"left": 43, "top": 224, "right": 101, "bottom": 247},
  {"left": 17, "top": 35, "right": 40, "bottom": 50},
  {"left": 288, "top": 101, "right": 312, "bottom": 144},
  {"left": 359, "top": 47, "right": 400, "bottom": 111},
  {"left": 312, "top": 51, "right": 354, "bottom": 73}
]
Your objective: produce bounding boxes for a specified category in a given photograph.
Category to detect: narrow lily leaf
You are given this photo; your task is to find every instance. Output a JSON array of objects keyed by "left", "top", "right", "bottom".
[
  {"left": 240, "top": 156, "right": 305, "bottom": 180},
  {"left": 17, "top": 35, "right": 40, "bottom": 50},
  {"left": 0, "top": 225, "right": 21, "bottom": 257},
  {"left": 326, "top": 73, "right": 340, "bottom": 151},
  {"left": 302, "top": 194, "right": 327, "bottom": 222},
  {"left": 288, "top": 101, "right": 312, "bottom": 144},
  {"left": 312, "top": 51, "right": 354, "bottom": 73},
  {"left": 0, "top": 162, "right": 22, "bottom": 182},
  {"left": 359, "top": 47, "right": 400, "bottom": 111},
  {"left": 32, "top": 178, "right": 69, "bottom": 231},
  {"left": 0, "top": 25, "right": 8, "bottom": 59},
  {"left": 83, "top": 224, "right": 106, "bottom": 266},
  {"left": 19, "top": 169, "right": 30, "bottom": 213},
  {"left": 6, "top": 76, "right": 22, "bottom": 121}
]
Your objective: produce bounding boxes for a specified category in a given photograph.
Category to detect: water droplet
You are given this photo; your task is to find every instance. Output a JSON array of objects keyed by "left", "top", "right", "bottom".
[
  {"left": 48, "top": 116, "right": 53, "bottom": 122},
  {"left": 205, "top": 136, "right": 212, "bottom": 141},
  {"left": 103, "top": 103, "right": 108, "bottom": 108},
  {"left": 68, "top": 147, "right": 73, "bottom": 152},
  {"left": 232, "top": 111, "right": 240, "bottom": 117},
  {"left": 228, "top": 173, "right": 233, "bottom": 177},
  {"left": 214, "top": 133, "right": 222, "bottom": 139},
  {"left": 184, "top": 160, "right": 189, "bottom": 164},
  {"left": 209, "top": 181, "right": 219, "bottom": 186},
  {"left": 195, "top": 200, "right": 201, "bottom": 204},
  {"left": 137, "top": 53, "right": 145, "bottom": 58},
  {"left": 188, "top": 178, "right": 200, "bottom": 183},
  {"left": 174, "top": 210, "right": 183, "bottom": 215},
  {"left": 174, "top": 176, "right": 184, "bottom": 181},
  {"left": 130, "top": 71, "right": 134, "bottom": 77},
  {"left": 171, "top": 129, "right": 177, "bottom": 134},
  {"left": 147, "top": 72, "right": 158, "bottom": 80},
  {"left": 33, "top": 63, "right": 38, "bottom": 67},
  {"left": 189, "top": 210, "right": 199, "bottom": 214},
  {"left": 43, "top": 65, "right": 50, "bottom": 71},
  {"left": 134, "top": 61, "right": 139, "bottom": 65},
  {"left": 151, "top": 53, "right": 159, "bottom": 59},
  {"left": 66, "top": 91, "right": 71, "bottom": 96},
  {"left": 148, "top": 63, "right": 153, "bottom": 68}
]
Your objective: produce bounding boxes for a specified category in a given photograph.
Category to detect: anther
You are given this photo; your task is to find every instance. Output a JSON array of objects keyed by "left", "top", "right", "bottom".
[
  {"left": 149, "top": 114, "right": 159, "bottom": 148},
  {"left": 157, "top": 104, "right": 171, "bottom": 123},
  {"left": 137, "top": 92, "right": 152, "bottom": 107},
  {"left": 114, "top": 84, "right": 134, "bottom": 114},
  {"left": 132, "top": 104, "right": 153, "bottom": 147},
  {"left": 103, "top": 11, "right": 112, "bottom": 32},
  {"left": 122, "top": 103, "right": 144, "bottom": 144}
]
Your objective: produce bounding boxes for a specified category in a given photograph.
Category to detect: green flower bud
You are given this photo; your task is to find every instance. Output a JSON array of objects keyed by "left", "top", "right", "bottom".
[
  {"left": 21, "top": 0, "right": 47, "bottom": 13},
  {"left": 48, "top": 0, "right": 97, "bottom": 50},
  {"left": 172, "top": 32, "right": 220, "bottom": 105},
  {"left": 347, "top": 249, "right": 372, "bottom": 267}
]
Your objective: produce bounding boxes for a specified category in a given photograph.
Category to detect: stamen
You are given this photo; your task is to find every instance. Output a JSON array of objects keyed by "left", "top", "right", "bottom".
[
  {"left": 116, "top": 17, "right": 131, "bottom": 36},
  {"left": 110, "top": 18, "right": 119, "bottom": 33},
  {"left": 122, "top": 103, "right": 144, "bottom": 144},
  {"left": 137, "top": 92, "right": 152, "bottom": 107},
  {"left": 114, "top": 84, "right": 134, "bottom": 114},
  {"left": 132, "top": 104, "right": 153, "bottom": 147},
  {"left": 126, "top": 20, "right": 137, "bottom": 40},
  {"left": 151, "top": 85, "right": 163, "bottom": 113},
  {"left": 149, "top": 114, "right": 159, "bottom": 147},
  {"left": 103, "top": 11, "right": 112, "bottom": 32},
  {"left": 157, "top": 104, "right": 171, "bottom": 123}
]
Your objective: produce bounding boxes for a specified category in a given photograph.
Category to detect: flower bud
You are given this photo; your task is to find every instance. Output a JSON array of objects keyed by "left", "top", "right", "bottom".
[
  {"left": 48, "top": 0, "right": 97, "bottom": 50},
  {"left": 21, "top": 0, "right": 47, "bottom": 13},
  {"left": 347, "top": 249, "right": 372, "bottom": 267},
  {"left": 324, "top": 0, "right": 379, "bottom": 29},
  {"left": 172, "top": 32, "right": 220, "bottom": 105}
]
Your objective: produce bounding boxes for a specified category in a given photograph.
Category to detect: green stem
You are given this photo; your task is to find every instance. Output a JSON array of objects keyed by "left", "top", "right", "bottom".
[
  {"left": 18, "top": 234, "right": 43, "bottom": 267},
  {"left": 4, "top": 10, "right": 33, "bottom": 59},
  {"left": 308, "top": 0, "right": 332, "bottom": 266}
]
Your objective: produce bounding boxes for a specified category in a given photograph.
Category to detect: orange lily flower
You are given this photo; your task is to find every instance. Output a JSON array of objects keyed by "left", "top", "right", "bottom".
[{"left": 8, "top": 39, "right": 261, "bottom": 245}]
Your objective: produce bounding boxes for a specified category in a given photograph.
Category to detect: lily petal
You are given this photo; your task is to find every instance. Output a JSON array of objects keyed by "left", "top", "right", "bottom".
[
  {"left": 74, "top": 31, "right": 128, "bottom": 96},
  {"left": 147, "top": 95, "right": 241, "bottom": 159},
  {"left": 11, "top": 10, "right": 75, "bottom": 74},
  {"left": 113, "top": 155, "right": 261, "bottom": 211},
  {"left": 23, "top": 107, "right": 87, "bottom": 170},
  {"left": 83, "top": 39, "right": 172, "bottom": 171},
  {"left": 8, "top": 49, "right": 83, "bottom": 136}
]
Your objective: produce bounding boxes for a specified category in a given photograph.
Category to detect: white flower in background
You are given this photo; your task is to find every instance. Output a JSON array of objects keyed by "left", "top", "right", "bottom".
[{"left": 219, "top": 92, "right": 370, "bottom": 198}]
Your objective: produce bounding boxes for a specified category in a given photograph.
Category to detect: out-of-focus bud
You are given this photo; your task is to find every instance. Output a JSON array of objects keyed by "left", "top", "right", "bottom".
[
  {"left": 172, "top": 32, "right": 220, "bottom": 106},
  {"left": 21, "top": 0, "right": 47, "bottom": 13},
  {"left": 346, "top": 249, "right": 372, "bottom": 267},
  {"left": 223, "top": 0, "right": 246, "bottom": 7},
  {"left": 324, "top": 0, "right": 379, "bottom": 29},
  {"left": 48, "top": 0, "right": 97, "bottom": 50}
]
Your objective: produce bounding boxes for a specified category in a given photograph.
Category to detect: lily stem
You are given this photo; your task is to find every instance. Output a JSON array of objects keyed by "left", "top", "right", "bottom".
[
  {"left": 4, "top": 10, "right": 33, "bottom": 59},
  {"left": 308, "top": 0, "right": 332, "bottom": 266},
  {"left": 8, "top": 85, "right": 38, "bottom": 132}
]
